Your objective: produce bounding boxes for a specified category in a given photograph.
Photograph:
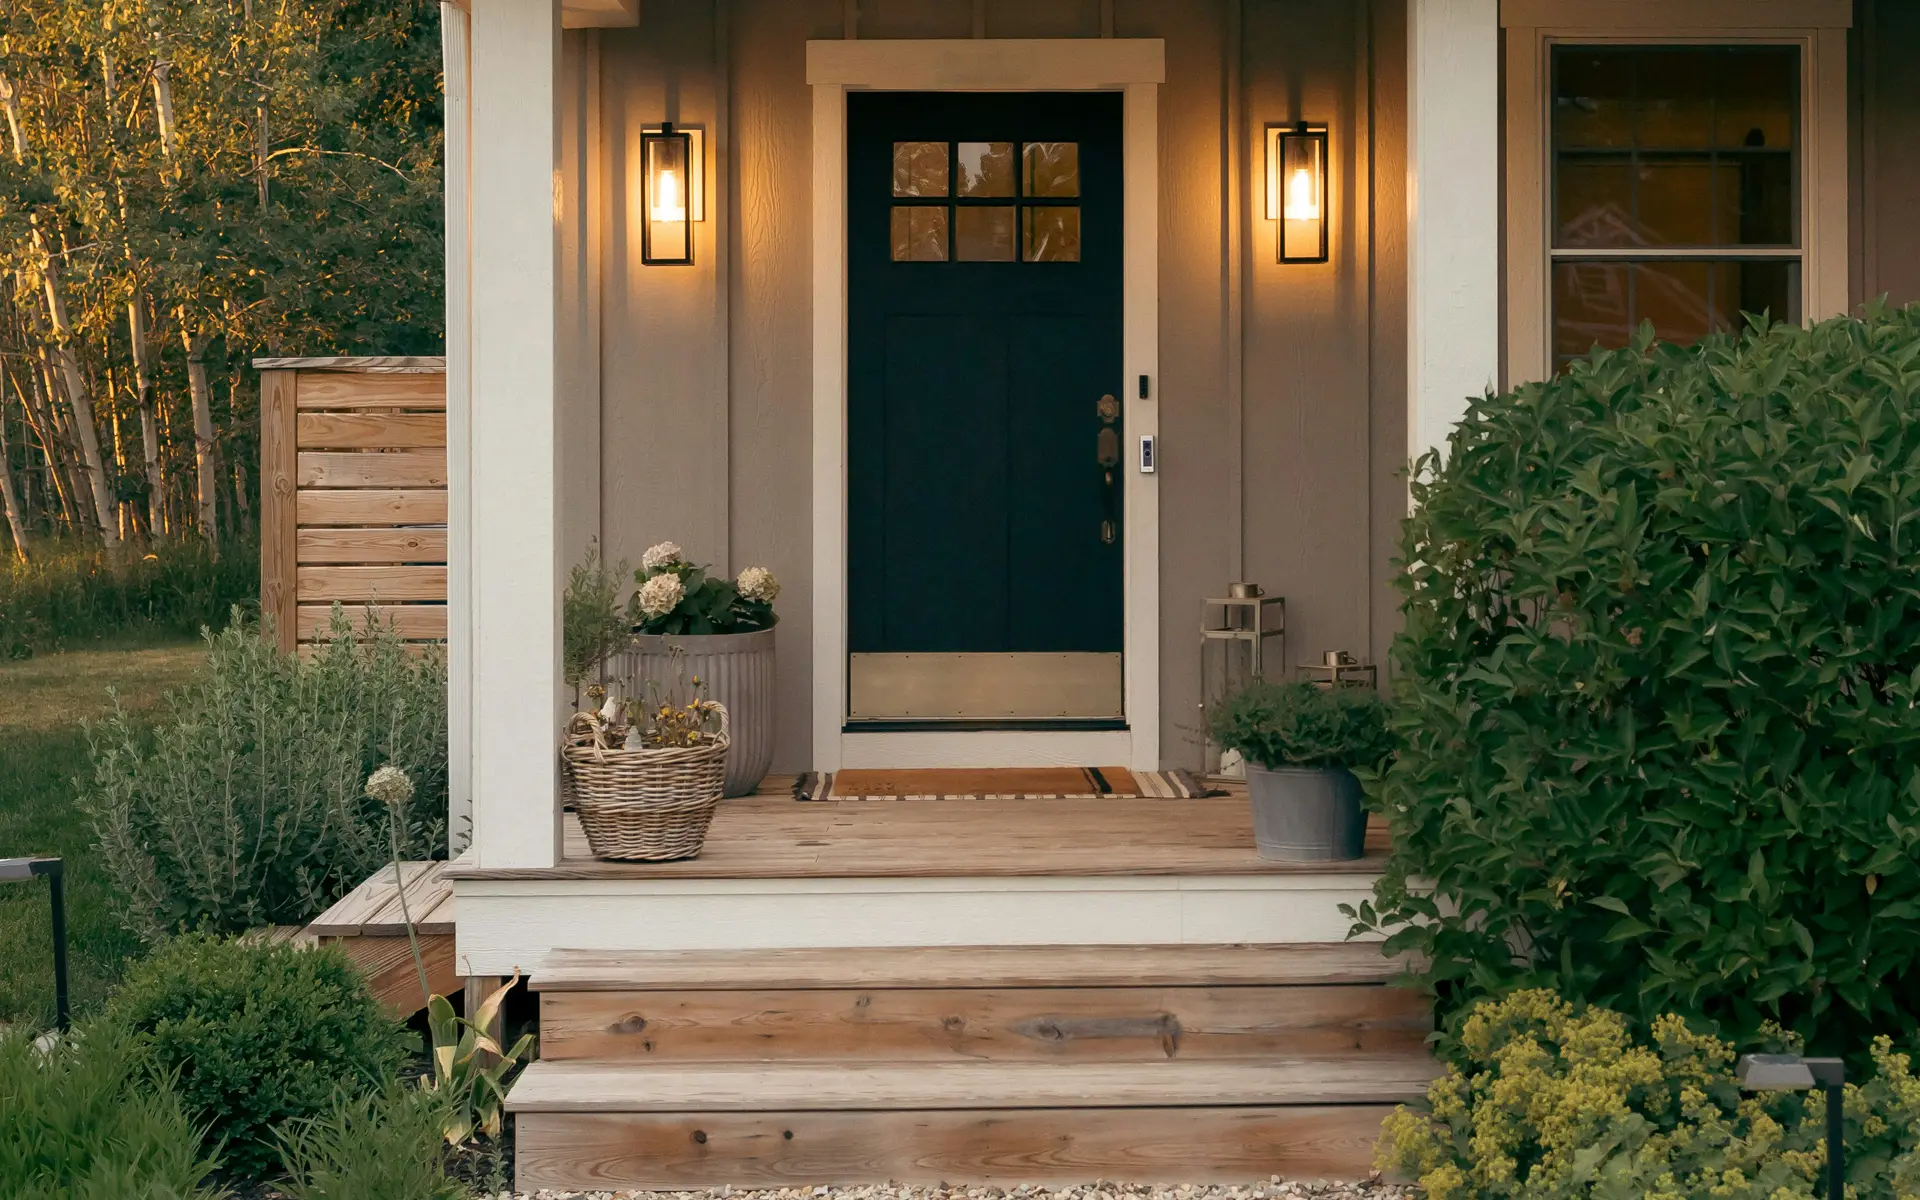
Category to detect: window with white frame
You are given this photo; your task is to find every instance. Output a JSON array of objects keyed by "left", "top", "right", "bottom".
[
  {"left": 1549, "top": 44, "right": 1800, "bottom": 373},
  {"left": 1502, "top": 2, "right": 1850, "bottom": 385}
]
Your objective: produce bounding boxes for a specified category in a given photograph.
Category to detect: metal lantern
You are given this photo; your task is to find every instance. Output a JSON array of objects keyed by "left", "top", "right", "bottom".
[
  {"left": 642, "top": 123, "right": 694, "bottom": 265},
  {"left": 1198, "top": 583, "right": 1288, "bottom": 774},
  {"left": 1266, "top": 122, "right": 1329, "bottom": 264},
  {"left": 1299, "top": 649, "right": 1376, "bottom": 690}
]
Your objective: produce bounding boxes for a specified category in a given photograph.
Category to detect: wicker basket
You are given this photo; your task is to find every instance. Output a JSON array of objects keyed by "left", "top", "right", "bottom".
[{"left": 560, "top": 704, "right": 730, "bottom": 861}]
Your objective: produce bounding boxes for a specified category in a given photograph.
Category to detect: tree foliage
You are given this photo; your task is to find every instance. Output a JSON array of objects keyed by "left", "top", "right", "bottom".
[
  {"left": 1355, "top": 308, "right": 1920, "bottom": 1054},
  {"left": 0, "top": 0, "right": 443, "bottom": 555}
]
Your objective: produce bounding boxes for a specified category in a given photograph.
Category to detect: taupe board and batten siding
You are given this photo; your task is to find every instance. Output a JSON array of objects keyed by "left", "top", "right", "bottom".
[{"left": 256, "top": 357, "right": 449, "bottom": 654}]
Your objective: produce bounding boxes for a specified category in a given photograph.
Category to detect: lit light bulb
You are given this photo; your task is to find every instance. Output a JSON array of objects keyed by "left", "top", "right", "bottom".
[
  {"left": 651, "top": 168, "right": 686, "bottom": 223},
  {"left": 1283, "top": 166, "right": 1319, "bottom": 221}
]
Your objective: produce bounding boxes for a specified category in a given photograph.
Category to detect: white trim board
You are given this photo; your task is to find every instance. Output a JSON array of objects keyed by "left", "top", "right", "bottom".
[
  {"left": 452, "top": 870, "right": 1379, "bottom": 976},
  {"left": 808, "top": 41, "right": 1164, "bottom": 773}
]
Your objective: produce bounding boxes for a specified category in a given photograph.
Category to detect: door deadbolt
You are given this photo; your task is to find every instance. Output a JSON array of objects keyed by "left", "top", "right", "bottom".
[{"left": 1097, "top": 393, "right": 1120, "bottom": 423}]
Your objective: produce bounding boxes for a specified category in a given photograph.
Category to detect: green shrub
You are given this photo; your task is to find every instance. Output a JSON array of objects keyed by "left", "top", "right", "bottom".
[
  {"left": 276, "top": 1082, "right": 466, "bottom": 1200},
  {"left": 1208, "top": 679, "right": 1393, "bottom": 769},
  {"left": 100, "top": 935, "right": 413, "bottom": 1180},
  {"left": 564, "top": 546, "right": 631, "bottom": 689},
  {"left": 83, "top": 606, "right": 448, "bottom": 940},
  {"left": 0, "top": 537, "right": 258, "bottom": 659},
  {"left": 0, "top": 1022, "right": 227, "bottom": 1198},
  {"left": 1357, "top": 309, "right": 1920, "bottom": 1051},
  {"left": 1380, "top": 989, "right": 1920, "bottom": 1200}
]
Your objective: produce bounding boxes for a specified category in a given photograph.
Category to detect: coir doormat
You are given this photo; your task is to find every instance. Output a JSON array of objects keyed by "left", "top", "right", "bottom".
[{"left": 792, "top": 767, "right": 1215, "bottom": 801}]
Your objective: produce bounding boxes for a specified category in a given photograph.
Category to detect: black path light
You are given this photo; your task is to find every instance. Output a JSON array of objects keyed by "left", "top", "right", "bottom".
[
  {"left": 0, "top": 857, "right": 69, "bottom": 1031},
  {"left": 1736, "top": 1053, "right": 1846, "bottom": 1200}
]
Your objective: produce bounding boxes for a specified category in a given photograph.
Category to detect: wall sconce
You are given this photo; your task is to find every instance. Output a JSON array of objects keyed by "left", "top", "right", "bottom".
[
  {"left": 1266, "top": 122, "right": 1328, "bottom": 264},
  {"left": 641, "top": 123, "right": 701, "bottom": 265}
]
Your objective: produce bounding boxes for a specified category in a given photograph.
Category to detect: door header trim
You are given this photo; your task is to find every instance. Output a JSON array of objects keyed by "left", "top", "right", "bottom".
[{"left": 806, "top": 39, "right": 1166, "bottom": 90}]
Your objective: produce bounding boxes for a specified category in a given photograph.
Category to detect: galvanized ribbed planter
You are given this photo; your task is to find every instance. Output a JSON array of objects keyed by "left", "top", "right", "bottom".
[{"left": 614, "top": 626, "right": 776, "bottom": 798}]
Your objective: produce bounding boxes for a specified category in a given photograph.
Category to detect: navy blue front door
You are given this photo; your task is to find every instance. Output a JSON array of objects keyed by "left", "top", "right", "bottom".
[{"left": 847, "top": 92, "right": 1124, "bottom": 722}]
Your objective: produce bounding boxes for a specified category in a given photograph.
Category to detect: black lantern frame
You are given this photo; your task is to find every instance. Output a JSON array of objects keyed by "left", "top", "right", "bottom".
[
  {"left": 641, "top": 123, "right": 695, "bottom": 266},
  {"left": 1269, "top": 122, "right": 1329, "bottom": 264}
]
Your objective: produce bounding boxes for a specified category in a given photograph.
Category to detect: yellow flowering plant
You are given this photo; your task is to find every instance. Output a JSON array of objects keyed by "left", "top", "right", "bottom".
[{"left": 1380, "top": 990, "right": 1920, "bottom": 1200}]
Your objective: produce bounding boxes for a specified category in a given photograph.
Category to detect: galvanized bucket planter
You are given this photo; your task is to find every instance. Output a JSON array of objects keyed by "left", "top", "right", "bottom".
[
  {"left": 1244, "top": 763, "right": 1366, "bottom": 862},
  {"left": 616, "top": 625, "right": 776, "bottom": 798}
]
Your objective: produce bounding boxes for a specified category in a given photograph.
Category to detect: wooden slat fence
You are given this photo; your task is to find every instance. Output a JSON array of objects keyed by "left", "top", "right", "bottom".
[{"left": 256, "top": 357, "right": 449, "bottom": 653}]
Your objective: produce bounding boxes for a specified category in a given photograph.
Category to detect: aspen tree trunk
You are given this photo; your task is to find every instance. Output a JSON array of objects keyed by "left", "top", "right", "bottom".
[
  {"left": 18, "top": 364, "right": 79, "bottom": 533},
  {"left": 150, "top": 60, "right": 177, "bottom": 157},
  {"left": 182, "top": 330, "right": 219, "bottom": 546},
  {"left": 130, "top": 299, "right": 165, "bottom": 537},
  {"left": 39, "top": 247, "right": 122, "bottom": 550},
  {"left": 0, "top": 376, "right": 30, "bottom": 560},
  {"left": 0, "top": 73, "right": 22, "bottom": 162}
]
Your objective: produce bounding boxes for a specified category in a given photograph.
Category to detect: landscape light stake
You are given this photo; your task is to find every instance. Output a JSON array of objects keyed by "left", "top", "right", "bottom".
[
  {"left": 1737, "top": 1053, "right": 1846, "bottom": 1200},
  {"left": 0, "top": 857, "right": 69, "bottom": 1031}
]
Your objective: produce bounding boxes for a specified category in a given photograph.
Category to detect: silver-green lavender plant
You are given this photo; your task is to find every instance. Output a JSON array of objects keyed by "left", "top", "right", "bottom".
[{"left": 84, "top": 605, "right": 448, "bottom": 940}]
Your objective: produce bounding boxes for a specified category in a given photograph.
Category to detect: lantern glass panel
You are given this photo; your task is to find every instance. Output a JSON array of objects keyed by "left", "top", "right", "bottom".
[
  {"left": 644, "top": 131, "right": 692, "bottom": 264},
  {"left": 1279, "top": 131, "right": 1327, "bottom": 263}
]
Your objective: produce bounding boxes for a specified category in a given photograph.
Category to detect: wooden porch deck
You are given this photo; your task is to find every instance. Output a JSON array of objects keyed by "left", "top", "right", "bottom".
[{"left": 445, "top": 778, "right": 1388, "bottom": 882}]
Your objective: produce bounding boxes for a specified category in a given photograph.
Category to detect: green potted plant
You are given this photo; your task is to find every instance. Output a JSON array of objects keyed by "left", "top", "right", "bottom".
[
  {"left": 1207, "top": 679, "right": 1392, "bottom": 861},
  {"left": 624, "top": 542, "right": 780, "bottom": 798}
]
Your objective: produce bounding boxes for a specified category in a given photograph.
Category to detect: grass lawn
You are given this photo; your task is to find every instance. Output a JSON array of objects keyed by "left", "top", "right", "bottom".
[{"left": 0, "top": 638, "right": 208, "bottom": 1024}]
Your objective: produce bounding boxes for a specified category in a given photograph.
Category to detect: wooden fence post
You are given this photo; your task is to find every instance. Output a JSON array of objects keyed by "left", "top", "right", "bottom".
[{"left": 259, "top": 369, "right": 298, "bottom": 652}]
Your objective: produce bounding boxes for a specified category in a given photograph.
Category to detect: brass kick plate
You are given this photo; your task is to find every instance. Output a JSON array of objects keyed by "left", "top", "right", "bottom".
[{"left": 849, "top": 652, "right": 1124, "bottom": 720}]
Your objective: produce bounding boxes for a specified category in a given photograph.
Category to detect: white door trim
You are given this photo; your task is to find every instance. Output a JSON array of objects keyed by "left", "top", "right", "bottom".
[{"left": 807, "top": 39, "right": 1164, "bottom": 773}]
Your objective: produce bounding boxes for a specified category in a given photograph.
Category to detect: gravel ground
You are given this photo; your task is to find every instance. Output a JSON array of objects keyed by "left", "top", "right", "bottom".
[{"left": 492, "top": 1179, "right": 1414, "bottom": 1200}]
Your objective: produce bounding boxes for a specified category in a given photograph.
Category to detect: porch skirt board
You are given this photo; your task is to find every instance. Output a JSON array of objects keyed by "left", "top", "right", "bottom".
[{"left": 793, "top": 767, "right": 1216, "bottom": 802}]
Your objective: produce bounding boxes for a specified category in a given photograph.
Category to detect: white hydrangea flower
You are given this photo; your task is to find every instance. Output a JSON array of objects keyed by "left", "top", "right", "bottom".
[
  {"left": 640, "top": 541, "right": 683, "bottom": 573},
  {"left": 637, "top": 572, "right": 686, "bottom": 618},
  {"left": 365, "top": 765, "right": 414, "bottom": 806},
  {"left": 736, "top": 566, "right": 780, "bottom": 603}
]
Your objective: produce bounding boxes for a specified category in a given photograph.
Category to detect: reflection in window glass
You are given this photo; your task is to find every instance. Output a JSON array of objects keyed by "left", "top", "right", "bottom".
[
  {"left": 956, "top": 207, "right": 1015, "bottom": 261},
  {"left": 1551, "top": 45, "right": 1797, "bottom": 249},
  {"left": 890, "top": 206, "right": 948, "bottom": 261},
  {"left": 1551, "top": 259, "right": 1796, "bottom": 370},
  {"left": 1023, "top": 142, "right": 1079, "bottom": 198},
  {"left": 956, "top": 142, "right": 1015, "bottom": 198},
  {"left": 892, "top": 142, "right": 949, "bottom": 198},
  {"left": 1023, "top": 207, "right": 1081, "bottom": 262}
]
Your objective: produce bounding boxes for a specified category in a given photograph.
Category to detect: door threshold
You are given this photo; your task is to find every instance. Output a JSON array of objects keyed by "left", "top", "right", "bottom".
[{"left": 844, "top": 718, "right": 1130, "bottom": 734}]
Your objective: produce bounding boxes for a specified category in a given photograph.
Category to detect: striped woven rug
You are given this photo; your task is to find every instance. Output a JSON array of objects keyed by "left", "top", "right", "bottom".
[{"left": 792, "top": 767, "right": 1215, "bottom": 802}]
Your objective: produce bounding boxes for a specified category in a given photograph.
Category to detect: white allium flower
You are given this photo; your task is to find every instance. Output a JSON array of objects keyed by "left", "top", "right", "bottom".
[
  {"left": 637, "top": 572, "right": 686, "bottom": 618},
  {"left": 640, "top": 541, "right": 683, "bottom": 573},
  {"left": 365, "top": 765, "right": 414, "bottom": 807},
  {"left": 736, "top": 566, "right": 780, "bottom": 603}
]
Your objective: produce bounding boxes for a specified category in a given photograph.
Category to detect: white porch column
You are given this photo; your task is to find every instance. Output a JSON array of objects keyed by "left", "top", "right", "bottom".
[
  {"left": 1407, "top": 0, "right": 1500, "bottom": 464},
  {"left": 464, "top": 0, "right": 564, "bottom": 868},
  {"left": 440, "top": 1, "right": 473, "bottom": 854}
]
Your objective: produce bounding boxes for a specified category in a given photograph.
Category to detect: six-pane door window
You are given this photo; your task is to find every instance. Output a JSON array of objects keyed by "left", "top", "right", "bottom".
[
  {"left": 1550, "top": 45, "right": 1801, "bottom": 372},
  {"left": 890, "top": 140, "right": 1081, "bottom": 263}
]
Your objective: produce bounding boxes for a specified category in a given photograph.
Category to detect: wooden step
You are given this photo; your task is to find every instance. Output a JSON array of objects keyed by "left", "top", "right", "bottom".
[
  {"left": 513, "top": 1106, "right": 1400, "bottom": 1189},
  {"left": 506, "top": 1059, "right": 1434, "bottom": 1189},
  {"left": 533, "top": 942, "right": 1407, "bottom": 991},
  {"left": 538, "top": 982, "right": 1431, "bottom": 1062},
  {"left": 506, "top": 1057, "right": 1438, "bottom": 1112}
]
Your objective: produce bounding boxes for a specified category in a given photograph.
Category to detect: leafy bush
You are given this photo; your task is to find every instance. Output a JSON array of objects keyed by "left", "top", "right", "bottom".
[
  {"left": 100, "top": 935, "right": 413, "bottom": 1180},
  {"left": 629, "top": 540, "right": 780, "bottom": 635},
  {"left": 1208, "top": 679, "right": 1393, "bottom": 769},
  {"left": 83, "top": 606, "right": 448, "bottom": 940},
  {"left": 276, "top": 1082, "right": 465, "bottom": 1200},
  {"left": 1380, "top": 990, "right": 1920, "bottom": 1199},
  {"left": 0, "top": 537, "right": 258, "bottom": 659},
  {"left": 0, "top": 1022, "right": 226, "bottom": 1198},
  {"left": 1358, "top": 310, "right": 1920, "bottom": 1051}
]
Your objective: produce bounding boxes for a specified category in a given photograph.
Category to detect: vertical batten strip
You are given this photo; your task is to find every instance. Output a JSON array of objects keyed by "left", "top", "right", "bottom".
[
  {"left": 467, "top": 0, "right": 563, "bottom": 870},
  {"left": 1406, "top": 0, "right": 1500, "bottom": 469}
]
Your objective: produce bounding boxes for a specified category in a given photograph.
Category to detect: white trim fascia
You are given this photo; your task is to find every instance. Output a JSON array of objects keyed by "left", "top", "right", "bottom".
[
  {"left": 440, "top": 1, "right": 474, "bottom": 855},
  {"left": 452, "top": 871, "right": 1381, "bottom": 975},
  {"left": 1501, "top": 5, "right": 1853, "bottom": 386},
  {"left": 806, "top": 38, "right": 1165, "bottom": 90},
  {"left": 1407, "top": 0, "right": 1501, "bottom": 467},
  {"left": 808, "top": 42, "right": 1165, "bottom": 773}
]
